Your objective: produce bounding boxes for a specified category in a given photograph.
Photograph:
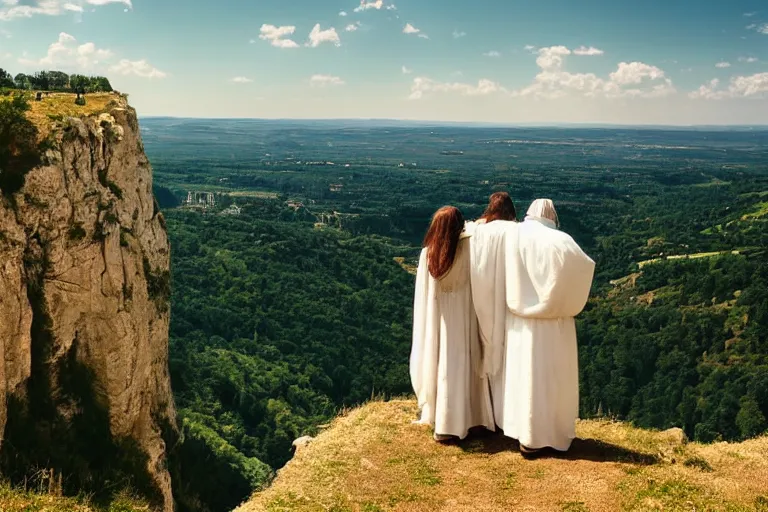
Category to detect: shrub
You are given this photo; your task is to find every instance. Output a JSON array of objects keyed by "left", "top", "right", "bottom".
[
  {"left": 0, "top": 94, "right": 40, "bottom": 197},
  {"left": 68, "top": 223, "right": 86, "bottom": 241}
]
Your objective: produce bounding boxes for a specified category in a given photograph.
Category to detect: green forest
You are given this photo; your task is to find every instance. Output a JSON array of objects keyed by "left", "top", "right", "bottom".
[
  {"left": 0, "top": 68, "right": 113, "bottom": 93},
  {"left": 151, "top": 120, "right": 768, "bottom": 511},
  {"left": 165, "top": 205, "right": 415, "bottom": 511}
]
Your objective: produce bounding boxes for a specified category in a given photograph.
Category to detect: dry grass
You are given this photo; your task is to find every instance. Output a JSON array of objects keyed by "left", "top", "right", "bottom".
[
  {"left": 238, "top": 400, "right": 768, "bottom": 512},
  {"left": 741, "top": 201, "right": 768, "bottom": 221},
  {"left": 1, "top": 92, "right": 121, "bottom": 139},
  {"left": 637, "top": 251, "right": 741, "bottom": 269},
  {"left": 393, "top": 257, "right": 418, "bottom": 276},
  {"left": 229, "top": 190, "right": 281, "bottom": 199},
  {"left": 0, "top": 483, "right": 148, "bottom": 512}
]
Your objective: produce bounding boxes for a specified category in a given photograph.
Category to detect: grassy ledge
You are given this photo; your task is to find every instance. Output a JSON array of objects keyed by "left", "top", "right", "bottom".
[
  {"left": 1, "top": 91, "right": 123, "bottom": 140},
  {"left": 0, "top": 483, "right": 148, "bottom": 512},
  {"left": 238, "top": 399, "right": 768, "bottom": 512}
]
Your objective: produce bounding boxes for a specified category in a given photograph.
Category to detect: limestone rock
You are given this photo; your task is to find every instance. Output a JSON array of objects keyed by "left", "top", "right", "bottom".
[
  {"left": 660, "top": 427, "right": 688, "bottom": 446},
  {"left": 0, "top": 95, "right": 178, "bottom": 511},
  {"left": 292, "top": 436, "right": 314, "bottom": 450}
]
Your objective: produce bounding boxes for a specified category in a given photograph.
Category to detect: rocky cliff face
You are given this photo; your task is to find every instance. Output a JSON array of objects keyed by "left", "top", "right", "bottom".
[{"left": 0, "top": 95, "right": 177, "bottom": 511}]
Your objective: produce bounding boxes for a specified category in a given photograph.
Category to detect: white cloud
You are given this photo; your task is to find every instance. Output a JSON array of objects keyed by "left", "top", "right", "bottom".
[
  {"left": 751, "top": 23, "right": 768, "bottom": 34},
  {"left": 452, "top": 30, "right": 466, "bottom": 38},
  {"left": 744, "top": 11, "right": 757, "bottom": 16},
  {"left": 18, "top": 32, "right": 113, "bottom": 70},
  {"left": 307, "top": 24, "right": 341, "bottom": 47},
  {"left": 249, "top": 39, "right": 256, "bottom": 44},
  {"left": 86, "top": 0, "right": 131, "bottom": 5},
  {"left": 483, "top": 51, "right": 501, "bottom": 57},
  {"left": 402, "top": 65, "right": 412, "bottom": 74},
  {"left": 524, "top": 45, "right": 536, "bottom": 52},
  {"left": 110, "top": 59, "right": 166, "bottom": 78},
  {"left": 353, "top": 0, "right": 395, "bottom": 12},
  {"left": 339, "top": 10, "right": 347, "bottom": 16},
  {"left": 0, "top": 0, "right": 130, "bottom": 20},
  {"left": 231, "top": 76, "right": 253, "bottom": 83},
  {"left": 535, "top": 45, "right": 571, "bottom": 69},
  {"left": 403, "top": 23, "right": 420, "bottom": 34},
  {"left": 715, "top": 61, "right": 731, "bottom": 68},
  {"left": 417, "top": 33, "right": 429, "bottom": 39},
  {"left": 690, "top": 73, "right": 768, "bottom": 99},
  {"left": 689, "top": 79, "right": 721, "bottom": 99},
  {"left": 739, "top": 56, "right": 759, "bottom": 63},
  {"left": 77, "top": 41, "right": 112, "bottom": 60},
  {"left": 259, "top": 24, "right": 299, "bottom": 48},
  {"left": 310, "top": 74, "right": 344, "bottom": 86},
  {"left": 573, "top": 46, "right": 604, "bottom": 56},
  {"left": 609, "top": 61, "right": 665, "bottom": 85},
  {"left": 516, "top": 46, "right": 674, "bottom": 99},
  {"left": 0, "top": 28, "right": 11, "bottom": 38},
  {"left": 345, "top": 23, "right": 359, "bottom": 32},
  {"left": 409, "top": 77, "right": 506, "bottom": 100}
]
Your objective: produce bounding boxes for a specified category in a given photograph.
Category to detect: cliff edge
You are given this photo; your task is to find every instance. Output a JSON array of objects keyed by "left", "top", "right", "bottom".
[
  {"left": 238, "top": 399, "right": 768, "bottom": 511},
  {"left": 0, "top": 93, "right": 177, "bottom": 511}
]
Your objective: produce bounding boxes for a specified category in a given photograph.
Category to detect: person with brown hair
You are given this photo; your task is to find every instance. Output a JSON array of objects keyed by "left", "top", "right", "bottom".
[
  {"left": 411, "top": 206, "right": 495, "bottom": 442},
  {"left": 477, "top": 191, "right": 517, "bottom": 224}
]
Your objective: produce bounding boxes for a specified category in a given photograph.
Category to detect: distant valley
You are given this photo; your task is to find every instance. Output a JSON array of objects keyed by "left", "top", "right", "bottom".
[{"left": 141, "top": 119, "right": 768, "bottom": 510}]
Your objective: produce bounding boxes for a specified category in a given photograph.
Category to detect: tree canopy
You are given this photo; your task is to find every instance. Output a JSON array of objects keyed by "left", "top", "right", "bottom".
[{"left": 0, "top": 68, "right": 113, "bottom": 93}]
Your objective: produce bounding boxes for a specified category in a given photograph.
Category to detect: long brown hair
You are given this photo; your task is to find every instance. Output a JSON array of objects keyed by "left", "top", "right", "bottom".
[
  {"left": 480, "top": 192, "right": 517, "bottom": 223},
  {"left": 423, "top": 206, "right": 465, "bottom": 280}
]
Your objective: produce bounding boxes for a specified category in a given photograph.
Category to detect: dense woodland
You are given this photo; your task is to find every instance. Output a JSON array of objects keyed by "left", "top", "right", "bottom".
[
  {"left": 0, "top": 68, "right": 113, "bottom": 93},
  {"left": 105, "top": 121, "right": 768, "bottom": 510}
]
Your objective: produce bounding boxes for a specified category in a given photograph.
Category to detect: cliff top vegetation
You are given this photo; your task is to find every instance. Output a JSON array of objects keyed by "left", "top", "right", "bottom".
[
  {"left": 0, "top": 482, "right": 148, "bottom": 512},
  {"left": 239, "top": 399, "right": 768, "bottom": 512},
  {"left": 0, "top": 91, "right": 124, "bottom": 138}
]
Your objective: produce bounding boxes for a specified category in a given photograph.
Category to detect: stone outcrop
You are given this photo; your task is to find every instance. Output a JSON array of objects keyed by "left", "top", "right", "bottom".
[{"left": 0, "top": 95, "right": 177, "bottom": 511}]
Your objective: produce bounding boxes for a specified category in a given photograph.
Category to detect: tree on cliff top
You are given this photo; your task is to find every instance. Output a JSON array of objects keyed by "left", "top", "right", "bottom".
[
  {"left": 0, "top": 68, "right": 14, "bottom": 88},
  {"left": 0, "top": 93, "right": 40, "bottom": 197}
]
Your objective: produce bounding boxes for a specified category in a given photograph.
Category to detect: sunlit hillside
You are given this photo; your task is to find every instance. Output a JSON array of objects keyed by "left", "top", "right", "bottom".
[{"left": 239, "top": 400, "right": 768, "bottom": 512}]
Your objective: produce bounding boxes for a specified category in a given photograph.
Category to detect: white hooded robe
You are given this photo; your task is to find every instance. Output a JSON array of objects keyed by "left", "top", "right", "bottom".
[{"left": 470, "top": 217, "right": 595, "bottom": 451}]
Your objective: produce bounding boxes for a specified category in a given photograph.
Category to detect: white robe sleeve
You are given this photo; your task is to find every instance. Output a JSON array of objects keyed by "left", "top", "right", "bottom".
[
  {"left": 506, "top": 220, "right": 595, "bottom": 319},
  {"left": 410, "top": 248, "right": 440, "bottom": 418}
]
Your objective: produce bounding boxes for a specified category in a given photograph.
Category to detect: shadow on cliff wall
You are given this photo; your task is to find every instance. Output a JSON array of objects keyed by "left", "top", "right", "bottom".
[
  {"left": 0, "top": 94, "right": 42, "bottom": 199},
  {"left": 0, "top": 235, "right": 163, "bottom": 508}
]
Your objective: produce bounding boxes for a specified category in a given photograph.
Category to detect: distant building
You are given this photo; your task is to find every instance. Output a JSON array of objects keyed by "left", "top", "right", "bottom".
[
  {"left": 221, "top": 204, "right": 242, "bottom": 216},
  {"left": 329, "top": 184, "right": 343, "bottom": 192},
  {"left": 184, "top": 191, "right": 216, "bottom": 208}
]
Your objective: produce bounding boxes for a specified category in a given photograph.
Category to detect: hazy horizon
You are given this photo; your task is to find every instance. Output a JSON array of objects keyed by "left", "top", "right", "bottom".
[{"left": 139, "top": 115, "right": 768, "bottom": 130}]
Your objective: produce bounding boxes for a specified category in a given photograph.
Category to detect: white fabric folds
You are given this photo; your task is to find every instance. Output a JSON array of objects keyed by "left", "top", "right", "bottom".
[
  {"left": 410, "top": 234, "right": 495, "bottom": 439},
  {"left": 468, "top": 217, "right": 595, "bottom": 451}
]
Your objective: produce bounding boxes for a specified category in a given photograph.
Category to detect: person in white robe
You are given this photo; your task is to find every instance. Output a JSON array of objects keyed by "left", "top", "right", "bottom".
[
  {"left": 411, "top": 206, "right": 496, "bottom": 441},
  {"left": 471, "top": 199, "right": 595, "bottom": 454},
  {"left": 465, "top": 191, "right": 518, "bottom": 428}
]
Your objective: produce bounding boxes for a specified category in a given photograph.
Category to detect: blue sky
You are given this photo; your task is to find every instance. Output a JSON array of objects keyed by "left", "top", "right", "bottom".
[{"left": 1, "top": 0, "right": 768, "bottom": 124}]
